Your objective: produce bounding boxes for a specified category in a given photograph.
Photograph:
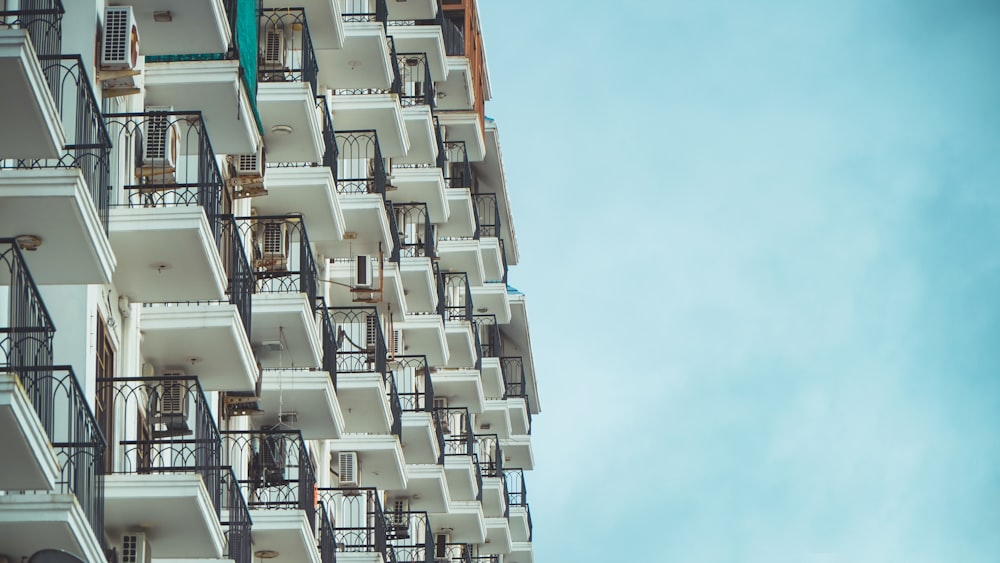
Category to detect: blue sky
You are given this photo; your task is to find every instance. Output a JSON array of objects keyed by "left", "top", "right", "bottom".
[{"left": 476, "top": 0, "right": 1000, "bottom": 561}]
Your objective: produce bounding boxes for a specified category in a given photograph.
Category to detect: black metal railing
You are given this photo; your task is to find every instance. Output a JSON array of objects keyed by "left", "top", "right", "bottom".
[
  {"left": 342, "top": 0, "right": 388, "bottom": 26},
  {"left": 0, "top": 0, "right": 63, "bottom": 68},
  {"left": 433, "top": 116, "right": 447, "bottom": 170},
  {"left": 390, "top": 202, "right": 436, "bottom": 259},
  {"left": 232, "top": 214, "right": 317, "bottom": 304},
  {"left": 258, "top": 8, "right": 319, "bottom": 95},
  {"left": 390, "top": 355, "right": 432, "bottom": 412},
  {"left": 318, "top": 487, "right": 386, "bottom": 553},
  {"left": 500, "top": 357, "right": 525, "bottom": 399},
  {"left": 221, "top": 466, "right": 253, "bottom": 563},
  {"left": 385, "top": 509, "right": 432, "bottom": 562},
  {"left": 498, "top": 238, "right": 509, "bottom": 285},
  {"left": 97, "top": 375, "right": 222, "bottom": 512},
  {"left": 213, "top": 215, "right": 256, "bottom": 340},
  {"left": 470, "top": 556, "right": 499, "bottom": 563},
  {"left": 222, "top": 428, "right": 317, "bottom": 529},
  {"left": 329, "top": 306, "right": 387, "bottom": 375},
  {"left": 318, "top": 500, "right": 338, "bottom": 563},
  {"left": 316, "top": 296, "right": 339, "bottom": 389},
  {"left": 396, "top": 52, "right": 434, "bottom": 107},
  {"left": 440, "top": 11, "right": 464, "bottom": 56},
  {"left": 443, "top": 141, "right": 472, "bottom": 190},
  {"left": 472, "top": 193, "right": 499, "bottom": 239},
  {"left": 440, "top": 272, "right": 472, "bottom": 321},
  {"left": 435, "top": 406, "right": 473, "bottom": 457},
  {"left": 474, "top": 434, "right": 502, "bottom": 478},
  {"left": 15, "top": 366, "right": 105, "bottom": 545},
  {"left": 435, "top": 542, "right": 472, "bottom": 563},
  {"left": 0, "top": 240, "right": 55, "bottom": 374},
  {"left": 385, "top": 201, "right": 402, "bottom": 263},
  {"left": 503, "top": 468, "right": 532, "bottom": 540},
  {"left": 472, "top": 315, "right": 500, "bottom": 359},
  {"left": 0, "top": 55, "right": 111, "bottom": 232},
  {"left": 385, "top": 369, "right": 403, "bottom": 437},
  {"left": 335, "top": 130, "right": 387, "bottom": 195},
  {"left": 387, "top": 36, "right": 402, "bottom": 95},
  {"left": 104, "top": 110, "right": 227, "bottom": 214}
]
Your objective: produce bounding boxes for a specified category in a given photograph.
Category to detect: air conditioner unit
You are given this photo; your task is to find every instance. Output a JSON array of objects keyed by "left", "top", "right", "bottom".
[
  {"left": 261, "top": 26, "right": 286, "bottom": 73},
  {"left": 117, "top": 532, "right": 152, "bottom": 563},
  {"left": 434, "top": 533, "right": 451, "bottom": 562},
  {"left": 338, "top": 451, "right": 359, "bottom": 486},
  {"left": 102, "top": 6, "right": 140, "bottom": 70},
  {"left": 255, "top": 220, "right": 289, "bottom": 271},
  {"left": 150, "top": 377, "right": 190, "bottom": 436},
  {"left": 355, "top": 255, "right": 374, "bottom": 289},
  {"left": 236, "top": 147, "right": 265, "bottom": 178},
  {"left": 257, "top": 432, "right": 287, "bottom": 486},
  {"left": 140, "top": 107, "right": 179, "bottom": 173},
  {"left": 391, "top": 328, "right": 404, "bottom": 357},
  {"left": 387, "top": 498, "right": 410, "bottom": 539}
]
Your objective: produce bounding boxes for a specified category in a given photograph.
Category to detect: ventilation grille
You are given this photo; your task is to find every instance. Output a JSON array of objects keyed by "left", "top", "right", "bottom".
[
  {"left": 144, "top": 114, "right": 170, "bottom": 160},
  {"left": 263, "top": 28, "right": 284, "bottom": 65},
  {"left": 262, "top": 223, "right": 284, "bottom": 255},
  {"left": 160, "top": 382, "right": 184, "bottom": 415},
  {"left": 239, "top": 153, "right": 258, "bottom": 172},
  {"left": 103, "top": 8, "right": 130, "bottom": 65}
]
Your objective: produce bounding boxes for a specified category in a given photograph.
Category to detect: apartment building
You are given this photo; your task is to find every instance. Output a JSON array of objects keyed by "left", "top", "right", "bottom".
[{"left": 0, "top": 1, "right": 538, "bottom": 562}]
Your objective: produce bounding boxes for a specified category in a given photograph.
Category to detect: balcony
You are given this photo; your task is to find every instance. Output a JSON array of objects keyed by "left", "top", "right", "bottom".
[
  {"left": 128, "top": 0, "right": 232, "bottom": 55},
  {"left": 257, "top": 8, "right": 325, "bottom": 164},
  {"left": 384, "top": 507, "right": 433, "bottom": 563},
  {"left": 475, "top": 434, "right": 506, "bottom": 519},
  {"left": 392, "top": 355, "right": 442, "bottom": 465},
  {"left": 105, "top": 110, "right": 229, "bottom": 302},
  {"left": 232, "top": 215, "right": 322, "bottom": 369},
  {"left": 318, "top": 500, "right": 338, "bottom": 563},
  {"left": 387, "top": 14, "right": 447, "bottom": 84},
  {"left": 438, "top": 272, "right": 478, "bottom": 369},
  {"left": 99, "top": 375, "right": 228, "bottom": 559},
  {"left": 0, "top": 55, "right": 115, "bottom": 285},
  {"left": 223, "top": 429, "right": 321, "bottom": 563},
  {"left": 472, "top": 193, "right": 507, "bottom": 284},
  {"left": 437, "top": 111, "right": 485, "bottom": 162},
  {"left": 504, "top": 469, "right": 533, "bottom": 543},
  {"left": 502, "top": 357, "right": 531, "bottom": 436},
  {"left": 329, "top": 306, "right": 394, "bottom": 432},
  {"left": 435, "top": 406, "right": 480, "bottom": 502},
  {"left": 473, "top": 315, "right": 503, "bottom": 399},
  {"left": 317, "top": 487, "right": 392, "bottom": 559},
  {"left": 326, "top": 256, "right": 406, "bottom": 315},
  {"left": 0, "top": 0, "right": 64, "bottom": 158}
]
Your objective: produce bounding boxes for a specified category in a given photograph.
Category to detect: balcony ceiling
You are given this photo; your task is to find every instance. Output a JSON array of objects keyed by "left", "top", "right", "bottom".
[
  {"left": 471, "top": 283, "right": 511, "bottom": 324},
  {"left": 386, "top": 24, "right": 447, "bottom": 82},
  {"left": 437, "top": 110, "right": 485, "bottom": 162},
  {"left": 481, "top": 517, "right": 513, "bottom": 555},
  {"left": 129, "top": 0, "right": 230, "bottom": 55},
  {"left": 434, "top": 58, "right": 473, "bottom": 112},
  {"left": 397, "top": 105, "right": 437, "bottom": 165},
  {"left": 390, "top": 168, "right": 448, "bottom": 224},
  {"left": 258, "top": 83, "right": 325, "bottom": 163},
  {"left": 394, "top": 465, "right": 450, "bottom": 514},
  {"left": 436, "top": 240, "right": 484, "bottom": 286},
  {"left": 328, "top": 93, "right": 409, "bottom": 157},
  {"left": 479, "top": 357, "right": 504, "bottom": 400},
  {"left": 438, "top": 189, "right": 476, "bottom": 239},
  {"left": 397, "top": 316, "right": 448, "bottom": 366},
  {"left": 254, "top": 368, "right": 344, "bottom": 440},
  {"left": 0, "top": 32, "right": 64, "bottom": 158},
  {"left": 400, "top": 411, "right": 439, "bottom": 464},
  {"left": 443, "top": 323, "right": 476, "bottom": 370},
  {"left": 316, "top": 23, "right": 390, "bottom": 89},
  {"left": 264, "top": 0, "right": 344, "bottom": 49},
  {"left": 508, "top": 541, "right": 534, "bottom": 563},
  {"left": 398, "top": 258, "right": 437, "bottom": 315},
  {"left": 331, "top": 435, "right": 407, "bottom": 490},
  {"left": 429, "top": 500, "right": 486, "bottom": 544},
  {"left": 477, "top": 400, "right": 513, "bottom": 440},
  {"left": 386, "top": 0, "right": 437, "bottom": 21},
  {"left": 337, "top": 373, "right": 392, "bottom": 434},
  {"left": 251, "top": 293, "right": 323, "bottom": 369},
  {"left": 256, "top": 167, "right": 345, "bottom": 247}
]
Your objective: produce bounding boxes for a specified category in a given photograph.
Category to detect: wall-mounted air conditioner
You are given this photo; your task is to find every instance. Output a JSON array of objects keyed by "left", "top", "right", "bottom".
[
  {"left": 102, "top": 6, "right": 140, "bottom": 70},
  {"left": 355, "top": 255, "right": 374, "bottom": 289},
  {"left": 261, "top": 25, "right": 286, "bottom": 75},
  {"left": 140, "top": 107, "right": 179, "bottom": 172},
  {"left": 434, "top": 533, "right": 451, "bottom": 562},
  {"left": 151, "top": 375, "right": 190, "bottom": 436},
  {"left": 117, "top": 532, "right": 152, "bottom": 563},
  {"left": 255, "top": 220, "right": 289, "bottom": 271},
  {"left": 237, "top": 147, "right": 265, "bottom": 178},
  {"left": 338, "top": 451, "right": 359, "bottom": 486}
]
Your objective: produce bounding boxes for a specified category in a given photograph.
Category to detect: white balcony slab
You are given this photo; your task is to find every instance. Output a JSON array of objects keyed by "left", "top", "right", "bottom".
[
  {"left": 269, "top": 0, "right": 343, "bottom": 49},
  {"left": 387, "top": 24, "right": 447, "bottom": 82},
  {"left": 333, "top": 194, "right": 394, "bottom": 258},
  {"left": 478, "top": 239, "right": 506, "bottom": 285},
  {"left": 257, "top": 167, "right": 345, "bottom": 249},
  {"left": 254, "top": 368, "right": 344, "bottom": 439},
  {"left": 499, "top": 436, "right": 533, "bottom": 471},
  {"left": 479, "top": 357, "right": 503, "bottom": 401},
  {"left": 508, "top": 397, "right": 530, "bottom": 436},
  {"left": 0, "top": 374, "right": 59, "bottom": 491},
  {"left": 326, "top": 258, "right": 405, "bottom": 310},
  {"left": 397, "top": 105, "right": 436, "bottom": 165},
  {"left": 317, "top": 22, "right": 390, "bottom": 89},
  {"left": 0, "top": 169, "right": 114, "bottom": 285},
  {"left": 130, "top": 0, "right": 230, "bottom": 55},
  {"left": 480, "top": 478, "right": 507, "bottom": 519},
  {"left": 436, "top": 240, "right": 483, "bottom": 287},
  {"left": 431, "top": 368, "right": 484, "bottom": 414},
  {"left": 471, "top": 282, "right": 510, "bottom": 323},
  {"left": 400, "top": 411, "right": 439, "bottom": 465},
  {"left": 443, "top": 322, "right": 477, "bottom": 370},
  {"left": 396, "top": 316, "right": 447, "bottom": 366},
  {"left": 437, "top": 110, "right": 485, "bottom": 162},
  {"left": 139, "top": 302, "right": 258, "bottom": 393},
  {"left": 481, "top": 516, "right": 512, "bottom": 555},
  {"left": 331, "top": 434, "right": 407, "bottom": 490},
  {"left": 508, "top": 506, "right": 531, "bottom": 544},
  {"left": 258, "top": 82, "right": 325, "bottom": 164},
  {"left": 333, "top": 553, "right": 383, "bottom": 563},
  {"left": 442, "top": 455, "right": 476, "bottom": 502},
  {"left": 337, "top": 372, "right": 392, "bottom": 434},
  {"left": 145, "top": 59, "right": 261, "bottom": 155},
  {"left": 438, "top": 188, "right": 476, "bottom": 239},
  {"left": 109, "top": 206, "right": 226, "bottom": 302},
  {"left": 507, "top": 540, "right": 534, "bottom": 563},
  {"left": 389, "top": 167, "right": 448, "bottom": 223},
  {"left": 251, "top": 293, "right": 323, "bottom": 369},
  {"left": 477, "top": 400, "right": 512, "bottom": 440},
  {"left": 434, "top": 57, "right": 474, "bottom": 112},
  {"left": 394, "top": 464, "right": 450, "bottom": 514},
  {"left": 0, "top": 493, "right": 105, "bottom": 563},
  {"left": 105, "top": 473, "right": 226, "bottom": 559},
  {"left": 428, "top": 500, "right": 485, "bottom": 544},
  {"left": 386, "top": 0, "right": 437, "bottom": 22},
  {"left": 248, "top": 510, "right": 320, "bottom": 563},
  {"left": 399, "top": 257, "right": 437, "bottom": 315},
  {"left": 0, "top": 31, "right": 63, "bottom": 157},
  {"left": 328, "top": 94, "right": 408, "bottom": 157}
]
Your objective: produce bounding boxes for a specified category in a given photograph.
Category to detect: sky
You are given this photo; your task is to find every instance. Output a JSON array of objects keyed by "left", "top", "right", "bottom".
[{"left": 475, "top": 1, "right": 1000, "bottom": 561}]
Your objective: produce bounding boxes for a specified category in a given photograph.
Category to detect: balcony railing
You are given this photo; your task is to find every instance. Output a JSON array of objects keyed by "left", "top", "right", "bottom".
[
  {"left": 318, "top": 500, "right": 338, "bottom": 563},
  {"left": 435, "top": 406, "right": 473, "bottom": 457},
  {"left": 0, "top": 0, "right": 64, "bottom": 67},
  {"left": 390, "top": 355, "right": 432, "bottom": 412},
  {"left": 474, "top": 434, "right": 502, "bottom": 478},
  {"left": 222, "top": 466, "right": 253, "bottom": 563},
  {"left": 498, "top": 238, "right": 509, "bottom": 285},
  {"left": 316, "top": 297, "right": 339, "bottom": 389},
  {"left": 342, "top": 0, "right": 388, "bottom": 27},
  {"left": 440, "top": 11, "right": 464, "bottom": 56},
  {"left": 385, "top": 369, "right": 403, "bottom": 437},
  {"left": 472, "top": 193, "right": 499, "bottom": 239},
  {"left": 258, "top": 8, "right": 319, "bottom": 96},
  {"left": 1, "top": 55, "right": 111, "bottom": 232},
  {"left": 97, "top": 375, "right": 222, "bottom": 512},
  {"left": 317, "top": 487, "right": 387, "bottom": 553},
  {"left": 396, "top": 52, "right": 434, "bottom": 107},
  {"left": 501, "top": 356, "right": 532, "bottom": 433},
  {"left": 440, "top": 271, "right": 472, "bottom": 321},
  {"left": 385, "top": 201, "right": 402, "bottom": 263},
  {"left": 435, "top": 542, "right": 472, "bottom": 563},
  {"left": 503, "top": 468, "right": 533, "bottom": 540},
  {"left": 335, "top": 130, "right": 387, "bottom": 195},
  {"left": 222, "top": 428, "right": 317, "bottom": 529},
  {"left": 329, "top": 306, "right": 387, "bottom": 375},
  {"left": 391, "top": 202, "right": 436, "bottom": 259},
  {"left": 232, "top": 214, "right": 317, "bottom": 304},
  {"left": 14, "top": 366, "right": 105, "bottom": 546},
  {"left": 443, "top": 141, "right": 472, "bottom": 190},
  {"left": 385, "top": 509, "right": 432, "bottom": 563},
  {"left": 472, "top": 315, "right": 500, "bottom": 359},
  {"left": 0, "top": 240, "right": 54, "bottom": 374},
  {"left": 212, "top": 215, "right": 256, "bottom": 340}
]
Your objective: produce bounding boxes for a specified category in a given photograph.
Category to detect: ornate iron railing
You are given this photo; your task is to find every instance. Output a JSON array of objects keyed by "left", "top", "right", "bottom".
[
  {"left": 474, "top": 434, "right": 502, "bottom": 478},
  {"left": 500, "top": 356, "right": 532, "bottom": 434},
  {"left": 318, "top": 487, "right": 386, "bottom": 553},
  {"left": 396, "top": 52, "right": 434, "bottom": 107},
  {"left": 232, "top": 214, "right": 317, "bottom": 304},
  {"left": 435, "top": 542, "right": 472, "bottom": 563},
  {"left": 342, "top": 0, "right": 388, "bottom": 27},
  {"left": 390, "top": 202, "right": 436, "bottom": 259},
  {"left": 316, "top": 297, "right": 339, "bottom": 389},
  {"left": 0, "top": 56, "right": 111, "bottom": 232},
  {"left": 385, "top": 201, "right": 402, "bottom": 263},
  {"left": 390, "top": 355, "right": 432, "bottom": 412},
  {"left": 335, "top": 130, "right": 387, "bottom": 195},
  {"left": 0, "top": 0, "right": 63, "bottom": 67},
  {"left": 318, "top": 500, "right": 338, "bottom": 563},
  {"left": 385, "top": 369, "right": 403, "bottom": 437},
  {"left": 504, "top": 468, "right": 532, "bottom": 539},
  {"left": 433, "top": 116, "right": 447, "bottom": 170},
  {"left": 222, "top": 428, "right": 317, "bottom": 529},
  {"left": 96, "top": 375, "right": 222, "bottom": 512},
  {"left": 329, "top": 306, "right": 387, "bottom": 375},
  {"left": 440, "top": 272, "right": 472, "bottom": 321},
  {"left": 0, "top": 240, "right": 55, "bottom": 374},
  {"left": 387, "top": 36, "right": 402, "bottom": 95},
  {"left": 213, "top": 215, "right": 256, "bottom": 340},
  {"left": 385, "top": 509, "right": 432, "bottom": 563},
  {"left": 258, "top": 8, "right": 319, "bottom": 96},
  {"left": 221, "top": 466, "right": 253, "bottom": 563},
  {"left": 443, "top": 141, "right": 472, "bottom": 190},
  {"left": 104, "top": 110, "right": 226, "bottom": 215},
  {"left": 472, "top": 315, "right": 500, "bottom": 359},
  {"left": 435, "top": 406, "right": 473, "bottom": 457},
  {"left": 472, "top": 193, "right": 499, "bottom": 239},
  {"left": 15, "top": 366, "right": 105, "bottom": 545}
]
